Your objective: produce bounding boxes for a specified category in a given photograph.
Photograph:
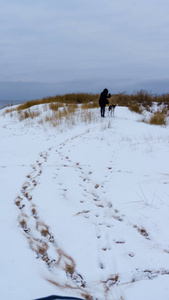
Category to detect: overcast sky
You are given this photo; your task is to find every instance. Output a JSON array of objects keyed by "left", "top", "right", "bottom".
[{"left": 1, "top": 0, "right": 169, "bottom": 100}]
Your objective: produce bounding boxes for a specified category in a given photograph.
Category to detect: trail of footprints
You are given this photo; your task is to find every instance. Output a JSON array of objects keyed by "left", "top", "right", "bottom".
[
  {"left": 15, "top": 134, "right": 169, "bottom": 299},
  {"left": 15, "top": 148, "right": 91, "bottom": 300},
  {"left": 54, "top": 140, "right": 128, "bottom": 283},
  {"left": 56, "top": 138, "right": 169, "bottom": 289}
]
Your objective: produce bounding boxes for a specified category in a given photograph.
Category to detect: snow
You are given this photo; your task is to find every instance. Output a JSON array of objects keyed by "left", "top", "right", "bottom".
[{"left": 0, "top": 104, "right": 169, "bottom": 300}]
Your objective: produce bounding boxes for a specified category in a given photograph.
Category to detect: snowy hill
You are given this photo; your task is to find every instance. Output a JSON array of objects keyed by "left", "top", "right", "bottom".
[{"left": 0, "top": 105, "right": 169, "bottom": 300}]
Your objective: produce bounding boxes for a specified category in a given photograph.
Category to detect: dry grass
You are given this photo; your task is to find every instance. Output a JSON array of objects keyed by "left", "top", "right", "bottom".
[
  {"left": 14, "top": 93, "right": 99, "bottom": 111},
  {"left": 18, "top": 109, "right": 40, "bottom": 121},
  {"left": 3, "top": 107, "right": 15, "bottom": 115},
  {"left": 149, "top": 110, "right": 167, "bottom": 126},
  {"left": 3, "top": 91, "right": 169, "bottom": 127},
  {"left": 49, "top": 102, "right": 62, "bottom": 111},
  {"left": 80, "top": 110, "right": 93, "bottom": 124},
  {"left": 43, "top": 105, "right": 96, "bottom": 128},
  {"left": 3, "top": 91, "right": 169, "bottom": 113},
  {"left": 115, "top": 90, "right": 152, "bottom": 108},
  {"left": 81, "top": 101, "right": 99, "bottom": 109},
  {"left": 128, "top": 102, "right": 143, "bottom": 114}
]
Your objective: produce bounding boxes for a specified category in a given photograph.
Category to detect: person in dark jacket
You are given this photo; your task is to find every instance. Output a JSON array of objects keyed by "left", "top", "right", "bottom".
[{"left": 99, "top": 88, "right": 111, "bottom": 117}]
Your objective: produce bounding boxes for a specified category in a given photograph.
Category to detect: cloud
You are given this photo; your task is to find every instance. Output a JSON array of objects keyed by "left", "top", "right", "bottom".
[{"left": 0, "top": 0, "right": 169, "bottom": 97}]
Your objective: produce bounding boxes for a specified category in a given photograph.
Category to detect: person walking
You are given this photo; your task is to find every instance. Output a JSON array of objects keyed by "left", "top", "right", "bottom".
[{"left": 99, "top": 88, "right": 111, "bottom": 117}]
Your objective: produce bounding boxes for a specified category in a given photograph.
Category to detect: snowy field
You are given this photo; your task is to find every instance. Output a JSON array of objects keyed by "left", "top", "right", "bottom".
[{"left": 0, "top": 104, "right": 169, "bottom": 300}]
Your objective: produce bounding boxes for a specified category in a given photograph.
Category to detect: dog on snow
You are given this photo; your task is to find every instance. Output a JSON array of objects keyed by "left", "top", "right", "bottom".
[{"left": 108, "top": 104, "right": 117, "bottom": 117}]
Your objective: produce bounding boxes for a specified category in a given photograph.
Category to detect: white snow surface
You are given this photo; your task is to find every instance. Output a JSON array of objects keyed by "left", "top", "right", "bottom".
[{"left": 0, "top": 105, "right": 169, "bottom": 300}]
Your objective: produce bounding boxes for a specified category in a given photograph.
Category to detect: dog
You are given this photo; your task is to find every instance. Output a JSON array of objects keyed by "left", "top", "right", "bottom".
[{"left": 108, "top": 104, "right": 117, "bottom": 117}]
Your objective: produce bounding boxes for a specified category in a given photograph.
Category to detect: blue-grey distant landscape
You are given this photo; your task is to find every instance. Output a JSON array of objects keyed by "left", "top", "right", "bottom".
[{"left": 1, "top": 0, "right": 169, "bottom": 100}]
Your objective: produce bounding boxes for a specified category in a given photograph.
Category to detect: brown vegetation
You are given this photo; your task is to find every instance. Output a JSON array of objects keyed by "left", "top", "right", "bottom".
[
  {"left": 149, "top": 108, "right": 167, "bottom": 126},
  {"left": 3, "top": 90, "right": 169, "bottom": 126},
  {"left": 16, "top": 93, "right": 99, "bottom": 111},
  {"left": 4, "top": 90, "right": 169, "bottom": 113},
  {"left": 128, "top": 102, "right": 143, "bottom": 114}
]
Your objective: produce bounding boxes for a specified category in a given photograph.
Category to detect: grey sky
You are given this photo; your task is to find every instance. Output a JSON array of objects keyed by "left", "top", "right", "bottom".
[{"left": 1, "top": 0, "right": 169, "bottom": 100}]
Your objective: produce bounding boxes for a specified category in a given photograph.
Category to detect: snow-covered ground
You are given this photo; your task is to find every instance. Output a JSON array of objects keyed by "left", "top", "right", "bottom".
[{"left": 0, "top": 104, "right": 169, "bottom": 300}]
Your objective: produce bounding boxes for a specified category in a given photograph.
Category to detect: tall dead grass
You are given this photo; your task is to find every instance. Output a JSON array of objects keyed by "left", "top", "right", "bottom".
[
  {"left": 149, "top": 109, "right": 167, "bottom": 126},
  {"left": 18, "top": 109, "right": 40, "bottom": 121},
  {"left": 128, "top": 103, "right": 143, "bottom": 114},
  {"left": 3, "top": 90, "right": 169, "bottom": 127},
  {"left": 16, "top": 93, "right": 99, "bottom": 111},
  {"left": 42, "top": 104, "right": 96, "bottom": 128},
  {"left": 4, "top": 90, "right": 169, "bottom": 113},
  {"left": 49, "top": 103, "right": 62, "bottom": 111}
]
